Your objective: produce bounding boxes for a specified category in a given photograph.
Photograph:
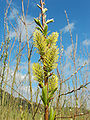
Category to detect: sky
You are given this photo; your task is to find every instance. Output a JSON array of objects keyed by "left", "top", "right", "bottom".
[
  {"left": 0, "top": 0, "right": 90, "bottom": 104},
  {"left": 0, "top": 0, "right": 90, "bottom": 53}
]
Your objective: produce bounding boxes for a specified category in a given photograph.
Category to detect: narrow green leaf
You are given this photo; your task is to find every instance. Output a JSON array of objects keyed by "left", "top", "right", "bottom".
[
  {"left": 40, "top": 96, "right": 45, "bottom": 105},
  {"left": 44, "top": 24, "right": 48, "bottom": 36},
  {"left": 34, "top": 18, "right": 42, "bottom": 28},
  {"left": 50, "top": 87, "right": 57, "bottom": 96},
  {"left": 48, "top": 87, "right": 57, "bottom": 103},
  {"left": 37, "top": 4, "right": 41, "bottom": 9},
  {"left": 49, "top": 107, "right": 53, "bottom": 120},
  {"left": 43, "top": 8, "right": 48, "bottom": 14},
  {"left": 53, "top": 110, "right": 56, "bottom": 120},
  {"left": 36, "top": 27, "right": 44, "bottom": 33},
  {"left": 42, "top": 85, "right": 47, "bottom": 106},
  {"left": 39, "top": 81, "right": 44, "bottom": 88},
  {"left": 49, "top": 107, "right": 56, "bottom": 120},
  {"left": 46, "top": 19, "right": 54, "bottom": 24}
]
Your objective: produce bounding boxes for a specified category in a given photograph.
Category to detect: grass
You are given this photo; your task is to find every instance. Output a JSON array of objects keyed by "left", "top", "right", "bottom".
[{"left": 0, "top": 89, "right": 90, "bottom": 120}]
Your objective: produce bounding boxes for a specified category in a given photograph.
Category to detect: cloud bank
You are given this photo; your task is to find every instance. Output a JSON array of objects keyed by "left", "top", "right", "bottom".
[
  {"left": 60, "top": 22, "right": 75, "bottom": 33},
  {"left": 8, "top": 7, "right": 36, "bottom": 42},
  {"left": 83, "top": 39, "right": 90, "bottom": 46}
]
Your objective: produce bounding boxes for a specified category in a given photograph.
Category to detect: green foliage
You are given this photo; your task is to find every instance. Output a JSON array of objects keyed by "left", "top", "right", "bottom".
[
  {"left": 32, "top": 63, "right": 44, "bottom": 82},
  {"left": 33, "top": 1, "right": 59, "bottom": 119},
  {"left": 33, "top": 30, "right": 47, "bottom": 56},
  {"left": 34, "top": 18, "right": 43, "bottom": 29},
  {"left": 41, "top": 85, "right": 48, "bottom": 106},
  {"left": 46, "top": 19, "right": 54, "bottom": 24},
  {"left": 36, "top": 27, "right": 44, "bottom": 34},
  {"left": 33, "top": 30, "right": 59, "bottom": 72},
  {"left": 43, "top": 24, "right": 48, "bottom": 36},
  {"left": 48, "top": 87, "right": 57, "bottom": 103},
  {"left": 49, "top": 107, "right": 56, "bottom": 120},
  {"left": 43, "top": 45, "right": 59, "bottom": 72},
  {"left": 42, "top": 8, "right": 48, "bottom": 14},
  {"left": 46, "top": 32, "right": 58, "bottom": 46},
  {"left": 37, "top": 4, "right": 41, "bottom": 9},
  {"left": 34, "top": 3, "right": 54, "bottom": 37},
  {"left": 48, "top": 74, "right": 58, "bottom": 91}
]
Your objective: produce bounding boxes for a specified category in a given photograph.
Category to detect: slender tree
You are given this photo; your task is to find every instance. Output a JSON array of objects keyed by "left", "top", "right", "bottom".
[{"left": 33, "top": 0, "right": 59, "bottom": 119}]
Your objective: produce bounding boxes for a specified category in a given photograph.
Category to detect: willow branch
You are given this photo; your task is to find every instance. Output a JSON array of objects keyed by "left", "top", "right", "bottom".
[
  {"left": 58, "top": 82, "right": 90, "bottom": 97},
  {"left": 60, "top": 62, "right": 87, "bottom": 84}
]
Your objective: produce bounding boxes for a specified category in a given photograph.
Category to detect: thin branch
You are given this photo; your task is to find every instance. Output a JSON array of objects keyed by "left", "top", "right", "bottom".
[
  {"left": 60, "top": 62, "right": 87, "bottom": 84},
  {"left": 58, "top": 82, "right": 90, "bottom": 97},
  {"left": 56, "top": 112, "right": 89, "bottom": 119},
  {"left": 50, "top": 82, "right": 90, "bottom": 102},
  {"left": 32, "top": 99, "right": 42, "bottom": 120},
  {"left": 26, "top": 0, "right": 29, "bottom": 16}
]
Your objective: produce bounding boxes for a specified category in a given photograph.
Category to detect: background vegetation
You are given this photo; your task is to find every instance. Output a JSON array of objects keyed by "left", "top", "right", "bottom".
[{"left": 0, "top": 0, "right": 90, "bottom": 120}]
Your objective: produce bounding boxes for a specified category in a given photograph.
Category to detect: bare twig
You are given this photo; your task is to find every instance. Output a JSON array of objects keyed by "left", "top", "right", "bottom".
[
  {"left": 56, "top": 112, "right": 89, "bottom": 119},
  {"left": 60, "top": 62, "right": 87, "bottom": 84},
  {"left": 32, "top": 99, "right": 42, "bottom": 120},
  {"left": 58, "top": 82, "right": 90, "bottom": 97}
]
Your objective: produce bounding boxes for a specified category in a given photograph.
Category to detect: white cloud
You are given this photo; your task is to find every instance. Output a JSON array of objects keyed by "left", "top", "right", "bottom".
[
  {"left": 8, "top": 8, "right": 36, "bottom": 42},
  {"left": 0, "top": 64, "right": 39, "bottom": 100},
  {"left": 62, "top": 43, "right": 90, "bottom": 78},
  {"left": 60, "top": 22, "right": 75, "bottom": 33},
  {"left": 9, "top": 30, "right": 16, "bottom": 38},
  {"left": 77, "top": 58, "right": 89, "bottom": 67},
  {"left": 8, "top": 8, "right": 18, "bottom": 20},
  {"left": 82, "top": 39, "right": 90, "bottom": 46},
  {"left": 65, "top": 44, "right": 73, "bottom": 57}
]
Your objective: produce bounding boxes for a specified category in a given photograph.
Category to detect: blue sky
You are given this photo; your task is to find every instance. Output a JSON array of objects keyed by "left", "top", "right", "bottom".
[
  {"left": 0, "top": 0, "right": 90, "bottom": 79},
  {"left": 0, "top": 0, "right": 90, "bottom": 50},
  {"left": 0, "top": 0, "right": 90, "bottom": 101}
]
